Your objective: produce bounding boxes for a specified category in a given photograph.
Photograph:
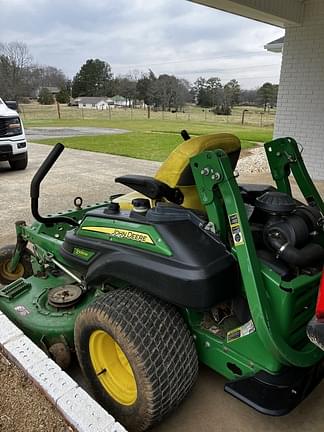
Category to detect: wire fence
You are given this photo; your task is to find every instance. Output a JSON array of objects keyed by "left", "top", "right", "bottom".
[{"left": 20, "top": 103, "right": 275, "bottom": 128}]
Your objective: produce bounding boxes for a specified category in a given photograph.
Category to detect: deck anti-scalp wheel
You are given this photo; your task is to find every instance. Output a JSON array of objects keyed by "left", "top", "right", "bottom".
[
  {"left": 74, "top": 288, "right": 198, "bottom": 431},
  {"left": 0, "top": 245, "right": 33, "bottom": 285}
]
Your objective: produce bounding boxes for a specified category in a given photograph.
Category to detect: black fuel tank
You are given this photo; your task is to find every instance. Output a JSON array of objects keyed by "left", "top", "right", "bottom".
[{"left": 61, "top": 204, "right": 238, "bottom": 309}]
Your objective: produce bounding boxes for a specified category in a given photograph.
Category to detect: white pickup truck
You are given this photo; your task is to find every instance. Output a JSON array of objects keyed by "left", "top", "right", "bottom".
[{"left": 0, "top": 98, "right": 28, "bottom": 170}]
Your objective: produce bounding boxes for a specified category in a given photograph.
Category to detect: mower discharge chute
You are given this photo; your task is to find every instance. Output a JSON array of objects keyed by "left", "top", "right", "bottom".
[{"left": 0, "top": 133, "right": 324, "bottom": 431}]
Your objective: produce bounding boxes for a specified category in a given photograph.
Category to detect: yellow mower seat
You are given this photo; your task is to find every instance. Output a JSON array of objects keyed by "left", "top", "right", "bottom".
[{"left": 114, "top": 133, "right": 241, "bottom": 211}]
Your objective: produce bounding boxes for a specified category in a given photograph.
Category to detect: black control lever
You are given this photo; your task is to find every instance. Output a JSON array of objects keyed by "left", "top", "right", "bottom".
[
  {"left": 30, "top": 143, "right": 79, "bottom": 227},
  {"left": 181, "top": 129, "right": 191, "bottom": 141}
]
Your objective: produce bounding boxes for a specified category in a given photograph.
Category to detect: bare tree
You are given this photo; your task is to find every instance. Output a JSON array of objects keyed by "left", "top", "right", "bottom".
[
  {"left": 0, "top": 42, "right": 33, "bottom": 99},
  {"left": 0, "top": 41, "right": 32, "bottom": 69}
]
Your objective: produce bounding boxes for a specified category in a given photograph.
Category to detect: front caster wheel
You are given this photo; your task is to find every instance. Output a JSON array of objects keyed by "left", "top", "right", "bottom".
[
  {"left": 75, "top": 288, "right": 198, "bottom": 432},
  {"left": 0, "top": 245, "right": 33, "bottom": 285}
]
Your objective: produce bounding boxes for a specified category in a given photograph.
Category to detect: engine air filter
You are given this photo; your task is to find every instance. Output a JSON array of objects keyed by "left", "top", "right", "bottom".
[{"left": 255, "top": 191, "right": 296, "bottom": 214}]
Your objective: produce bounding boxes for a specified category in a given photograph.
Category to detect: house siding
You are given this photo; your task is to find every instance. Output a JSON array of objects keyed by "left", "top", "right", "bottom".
[
  {"left": 191, "top": 0, "right": 303, "bottom": 26},
  {"left": 77, "top": 101, "right": 112, "bottom": 110},
  {"left": 274, "top": 0, "right": 324, "bottom": 179}
]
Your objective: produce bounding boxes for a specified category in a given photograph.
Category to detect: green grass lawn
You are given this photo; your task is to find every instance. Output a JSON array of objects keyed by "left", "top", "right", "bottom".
[
  {"left": 29, "top": 118, "right": 273, "bottom": 162},
  {"left": 34, "top": 132, "right": 184, "bottom": 161}
]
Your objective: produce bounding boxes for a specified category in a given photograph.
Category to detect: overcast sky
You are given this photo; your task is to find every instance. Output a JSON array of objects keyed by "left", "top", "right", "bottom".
[{"left": 0, "top": 0, "right": 284, "bottom": 88}]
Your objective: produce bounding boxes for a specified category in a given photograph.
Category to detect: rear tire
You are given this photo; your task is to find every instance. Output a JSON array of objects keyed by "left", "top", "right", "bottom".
[
  {"left": 0, "top": 245, "right": 33, "bottom": 285},
  {"left": 9, "top": 152, "right": 28, "bottom": 170},
  {"left": 75, "top": 288, "right": 198, "bottom": 431}
]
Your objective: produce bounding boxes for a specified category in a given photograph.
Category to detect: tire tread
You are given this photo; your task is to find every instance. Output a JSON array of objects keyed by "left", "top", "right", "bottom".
[{"left": 75, "top": 288, "right": 198, "bottom": 431}]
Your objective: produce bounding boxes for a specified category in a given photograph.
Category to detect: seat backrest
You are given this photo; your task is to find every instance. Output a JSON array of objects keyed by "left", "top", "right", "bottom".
[
  {"left": 155, "top": 133, "right": 241, "bottom": 187},
  {"left": 155, "top": 133, "right": 241, "bottom": 209}
]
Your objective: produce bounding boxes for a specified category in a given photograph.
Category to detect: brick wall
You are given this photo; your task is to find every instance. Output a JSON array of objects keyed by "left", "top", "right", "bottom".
[{"left": 274, "top": 0, "right": 324, "bottom": 179}]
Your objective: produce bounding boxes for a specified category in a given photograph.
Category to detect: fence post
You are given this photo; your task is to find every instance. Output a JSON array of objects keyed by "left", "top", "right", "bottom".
[
  {"left": 56, "top": 101, "right": 61, "bottom": 120},
  {"left": 241, "top": 109, "right": 248, "bottom": 125}
]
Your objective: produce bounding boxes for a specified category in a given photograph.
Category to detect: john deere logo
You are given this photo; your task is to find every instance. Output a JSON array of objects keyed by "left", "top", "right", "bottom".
[{"left": 81, "top": 226, "right": 154, "bottom": 244}]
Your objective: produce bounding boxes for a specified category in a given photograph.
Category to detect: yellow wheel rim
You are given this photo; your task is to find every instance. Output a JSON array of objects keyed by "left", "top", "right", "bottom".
[
  {"left": 89, "top": 330, "right": 137, "bottom": 406},
  {"left": 0, "top": 260, "right": 24, "bottom": 282}
]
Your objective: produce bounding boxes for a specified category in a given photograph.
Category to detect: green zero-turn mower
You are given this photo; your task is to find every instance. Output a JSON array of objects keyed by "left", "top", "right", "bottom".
[{"left": 1, "top": 132, "right": 324, "bottom": 431}]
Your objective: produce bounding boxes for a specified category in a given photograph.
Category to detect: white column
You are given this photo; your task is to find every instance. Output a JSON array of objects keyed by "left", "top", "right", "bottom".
[{"left": 274, "top": 0, "right": 324, "bottom": 179}]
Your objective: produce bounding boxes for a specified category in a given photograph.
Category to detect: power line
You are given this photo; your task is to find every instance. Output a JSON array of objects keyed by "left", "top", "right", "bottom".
[
  {"left": 112, "top": 50, "right": 277, "bottom": 69},
  {"left": 167, "top": 63, "right": 280, "bottom": 74},
  {"left": 218, "top": 76, "right": 279, "bottom": 82}
]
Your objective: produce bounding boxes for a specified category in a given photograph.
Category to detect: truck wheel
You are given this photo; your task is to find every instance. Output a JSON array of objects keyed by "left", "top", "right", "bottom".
[
  {"left": 9, "top": 153, "right": 28, "bottom": 170},
  {"left": 75, "top": 288, "right": 198, "bottom": 431},
  {"left": 0, "top": 245, "right": 33, "bottom": 285}
]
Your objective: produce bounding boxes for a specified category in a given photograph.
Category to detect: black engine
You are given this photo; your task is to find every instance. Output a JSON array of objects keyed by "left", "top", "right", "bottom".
[{"left": 249, "top": 190, "right": 324, "bottom": 278}]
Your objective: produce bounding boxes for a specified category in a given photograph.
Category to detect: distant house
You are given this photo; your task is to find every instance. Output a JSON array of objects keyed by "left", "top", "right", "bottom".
[
  {"left": 111, "top": 95, "right": 128, "bottom": 107},
  {"left": 71, "top": 95, "right": 144, "bottom": 109},
  {"left": 112, "top": 95, "right": 146, "bottom": 108},
  {"left": 75, "top": 97, "right": 114, "bottom": 110}
]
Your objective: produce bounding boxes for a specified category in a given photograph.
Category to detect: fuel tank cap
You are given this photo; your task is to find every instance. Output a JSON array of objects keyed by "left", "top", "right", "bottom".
[{"left": 104, "top": 202, "right": 120, "bottom": 214}]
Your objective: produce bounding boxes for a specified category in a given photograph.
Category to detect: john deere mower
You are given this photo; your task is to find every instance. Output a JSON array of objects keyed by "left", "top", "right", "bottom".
[{"left": 1, "top": 133, "right": 324, "bottom": 431}]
